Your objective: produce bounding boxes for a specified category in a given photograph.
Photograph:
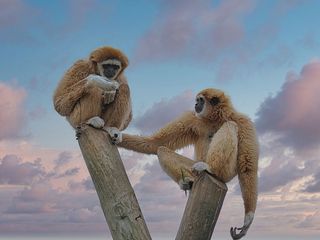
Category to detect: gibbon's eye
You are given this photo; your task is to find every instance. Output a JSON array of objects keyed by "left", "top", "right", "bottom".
[
  {"left": 210, "top": 97, "right": 220, "bottom": 106},
  {"left": 196, "top": 97, "right": 205, "bottom": 104}
]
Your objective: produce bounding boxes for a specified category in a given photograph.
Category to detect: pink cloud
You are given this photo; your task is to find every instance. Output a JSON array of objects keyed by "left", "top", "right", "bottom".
[
  {"left": 134, "top": 0, "right": 255, "bottom": 62},
  {"left": 134, "top": 90, "right": 194, "bottom": 134},
  {"left": 0, "top": 0, "right": 30, "bottom": 29},
  {"left": 256, "top": 60, "right": 320, "bottom": 149},
  {"left": 0, "top": 82, "right": 27, "bottom": 140}
]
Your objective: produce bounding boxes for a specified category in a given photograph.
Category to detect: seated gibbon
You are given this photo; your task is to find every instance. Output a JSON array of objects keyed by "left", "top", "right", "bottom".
[
  {"left": 116, "top": 88, "right": 259, "bottom": 239},
  {"left": 53, "top": 46, "right": 132, "bottom": 142}
]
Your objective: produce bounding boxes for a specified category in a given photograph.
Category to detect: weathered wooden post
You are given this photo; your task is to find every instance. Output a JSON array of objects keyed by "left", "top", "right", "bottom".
[
  {"left": 77, "top": 125, "right": 151, "bottom": 240},
  {"left": 157, "top": 146, "right": 227, "bottom": 240},
  {"left": 175, "top": 172, "right": 227, "bottom": 240}
]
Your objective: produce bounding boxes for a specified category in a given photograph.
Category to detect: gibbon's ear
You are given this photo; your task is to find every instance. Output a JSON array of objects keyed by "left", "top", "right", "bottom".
[
  {"left": 210, "top": 97, "right": 220, "bottom": 106},
  {"left": 89, "top": 58, "right": 99, "bottom": 74}
]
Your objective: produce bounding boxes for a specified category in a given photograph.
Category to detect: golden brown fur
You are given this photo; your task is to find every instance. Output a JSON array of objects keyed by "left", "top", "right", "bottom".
[
  {"left": 53, "top": 46, "right": 132, "bottom": 130},
  {"left": 119, "top": 88, "right": 259, "bottom": 238}
]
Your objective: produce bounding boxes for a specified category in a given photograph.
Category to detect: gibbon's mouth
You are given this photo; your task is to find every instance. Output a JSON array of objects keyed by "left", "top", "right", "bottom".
[{"left": 195, "top": 104, "right": 203, "bottom": 113}]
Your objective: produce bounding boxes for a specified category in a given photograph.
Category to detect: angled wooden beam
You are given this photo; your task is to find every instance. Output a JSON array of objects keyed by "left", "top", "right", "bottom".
[{"left": 77, "top": 125, "right": 151, "bottom": 240}]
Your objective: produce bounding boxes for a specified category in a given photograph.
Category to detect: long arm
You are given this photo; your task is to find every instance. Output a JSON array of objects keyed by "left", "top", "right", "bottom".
[
  {"left": 53, "top": 60, "right": 93, "bottom": 116},
  {"left": 103, "top": 77, "right": 132, "bottom": 130},
  {"left": 230, "top": 122, "right": 259, "bottom": 240},
  {"left": 118, "top": 112, "right": 199, "bottom": 155}
]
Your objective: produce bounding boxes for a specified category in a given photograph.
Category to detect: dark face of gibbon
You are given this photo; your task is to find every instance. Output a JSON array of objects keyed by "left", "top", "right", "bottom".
[{"left": 98, "top": 58, "right": 122, "bottom": 80}]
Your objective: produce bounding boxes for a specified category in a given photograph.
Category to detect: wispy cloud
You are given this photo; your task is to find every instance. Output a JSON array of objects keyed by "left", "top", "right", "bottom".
[
  {"left": 134, "top": 0, "right": 255, "bottom": 63},
  {"left": 0, "top": 82, "right": 27, "bottom": 140},
  {"left": 134, "top": 90, "right": 194, "bottom": 134}
]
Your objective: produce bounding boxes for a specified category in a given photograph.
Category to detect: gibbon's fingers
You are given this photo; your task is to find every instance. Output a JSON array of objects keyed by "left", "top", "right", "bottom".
[
  {"left": 178, "top": 176, "right": 193, "bottom": 191},
  {"left": 86, "top": 116, "right": 105, "bottom": 129},
  {"left": 230, "top": 212, "right": 254, "bottom": 240},
  {"left": 102, "top": 90, "right": 117, "bottom": 105},
  {"left": 104, "top": 127, "right": 122, "bottom": 144}
]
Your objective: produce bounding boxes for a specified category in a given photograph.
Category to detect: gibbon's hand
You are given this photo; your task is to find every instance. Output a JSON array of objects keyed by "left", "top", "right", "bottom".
[
  {"left": 102, "top": 90, "right": 117, "bottom": 105},
  {"left": 104, "top": 127, "right": 122, "bottom": 144},
  {"left": 86, "top": 74, "right": 119, "bottom": 91},
  {"left": 230, "top": 212, "right": 254, "bottom": 240},
  {"left": 86, "top": 116, "right": 105, "bottom": 129},
  {"left": 191, "top": 162, "right": 211, "bottom": 176}
]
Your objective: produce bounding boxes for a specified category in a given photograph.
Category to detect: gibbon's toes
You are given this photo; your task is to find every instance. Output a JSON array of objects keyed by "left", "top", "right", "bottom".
[
  {"left": 104, "top": 127, "right": 122, "bottom": 144},
  {"left": 178, "top": 177, "right": 193, "bottom": 191},
  {"left": 75, "top": 127, "right": 82, "bottom": 140},
  {"left": 191, "top": 162, "right": 210, "bottom": 176},
  {"left": 230, "top": 212, "right": 254, "bottom": 240},
  {"left": 86, "top": 116, "right": 105, "bottom": 129}
]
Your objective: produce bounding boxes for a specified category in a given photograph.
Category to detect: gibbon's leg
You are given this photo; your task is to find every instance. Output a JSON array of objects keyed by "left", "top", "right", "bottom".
[
  {"left": 193, "top": 121, "right": 238, "bottom": 183},
  {"left": 67, "top": 87, "right": 104, "bottom": 128},
  {"left": 157, "top": 147, "right": 195, "bottom": 191}
]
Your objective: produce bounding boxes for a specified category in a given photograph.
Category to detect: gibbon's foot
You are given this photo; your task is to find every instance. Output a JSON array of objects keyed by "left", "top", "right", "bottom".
[
  {"left": 102, "top": 90, "right": 117, "bottom": 105},
  {"left": 86, "top": 116, "right": 105, "bottom": 129},
  {"left": 191, "top": 162, "right": 211, "bottom": 176},
  {"left": 86, "top": 74, "right": 119, "bottom": 91},
  {"left": 230, "top": 211, "right": 254, "bottom": 240},
  {"left": 178, "top": 177, "right": 193, "bottom": 191},
  {"left": 104, "top": 127, "right": 122, "bottom": 144},
  {"left": 75, "top": 126, "right": 82, "bottom": 140}
]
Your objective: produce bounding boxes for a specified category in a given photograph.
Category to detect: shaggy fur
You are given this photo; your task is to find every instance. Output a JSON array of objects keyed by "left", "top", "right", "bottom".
[
  {"left": 119, "top": 88, "right": 259, "bottom": 237},
  {"left": 53, "top": 46, "right": 132, "bottom": 130}
]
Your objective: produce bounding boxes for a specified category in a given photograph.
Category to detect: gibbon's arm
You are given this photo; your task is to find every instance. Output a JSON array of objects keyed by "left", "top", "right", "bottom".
[
  {"left": 119, "top": 112, "right": 199, "bottom": 154},
  {"left": 103, "top": 80, "right": 132, "bottom": 131},
  {"left": 53, "top": 60, "right": 92, "bottom": 116}
]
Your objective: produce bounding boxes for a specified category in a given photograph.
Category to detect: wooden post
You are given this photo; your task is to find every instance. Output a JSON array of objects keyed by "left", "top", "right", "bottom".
[
  {"left": 77, "top": 125, "right": 151, "bottom": 240},
  {"left": 175, "top": 172, "right": 228, "bottom": 240}
]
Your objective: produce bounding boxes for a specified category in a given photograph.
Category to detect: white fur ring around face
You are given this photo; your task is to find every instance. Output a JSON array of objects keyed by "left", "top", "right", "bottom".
[
  {"left": 105, "top": 127, "right": 122, "bottom": 144},
  {"left": 86, "top": 116, "right": 105, "bottom": 129},
  {"left": 86, "top": 74, "right": 119, "bottom": 91},
  {"left": 192, "top": 162, "right": 210, "bottom": 175}
]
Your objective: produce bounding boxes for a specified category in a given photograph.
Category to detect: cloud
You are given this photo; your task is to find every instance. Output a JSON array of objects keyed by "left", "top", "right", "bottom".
[
  {"left": 304, "top": 171, "right": 320, "bottom": 193},
  {"left": 0, "top": 0, "right": 99, "bottom": 45},
  {"left": 134, "top": 0, "right": 255, "bottom": 62},
  {"left": 0, "top": 155, "right": 44, "bottom": 185},
  {"left": 134, "top": 90, "right": 194, "bottom": 134},
  {"left": 0, "top": 82, "right": 27, "bottom": 140},
  {"left": 256, "top": 60, "right": 320, "bottom": 150},
  {"left": 0, "top": 0, "right": 32, "bottom": 29}
]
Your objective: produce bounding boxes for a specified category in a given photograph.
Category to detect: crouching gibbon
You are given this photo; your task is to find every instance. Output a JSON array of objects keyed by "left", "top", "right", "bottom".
[
  {"left": 116, "top": 88, "right": 259, "bottom": 239},
  {"left": 53, "top": 46, "right": 132, "bottom": 142}
]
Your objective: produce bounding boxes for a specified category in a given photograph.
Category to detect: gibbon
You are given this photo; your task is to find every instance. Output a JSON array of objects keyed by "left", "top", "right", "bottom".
[
  {"left": 117, "top": 88, "right": 259, "bottom": 239},
  {"left": 53, "top": 46, "right": 132, "bottom": 142}
]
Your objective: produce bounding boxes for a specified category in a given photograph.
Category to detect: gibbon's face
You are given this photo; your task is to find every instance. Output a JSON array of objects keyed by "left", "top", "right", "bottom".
[
  {"left": 97, "top": 58, "right": 122, "bottom": 80},
  {"left": 195, "top": 88, "right": 226, "bottom": 120}
]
